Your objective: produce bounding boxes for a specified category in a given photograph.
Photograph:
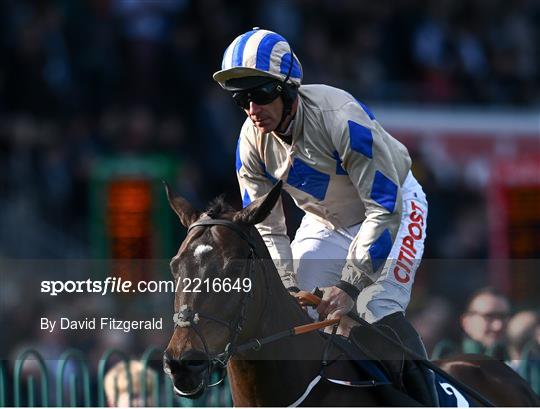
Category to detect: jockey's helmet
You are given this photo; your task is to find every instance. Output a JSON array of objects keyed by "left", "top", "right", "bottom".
[
  {"left": 213, "top": 28, "right": 302, "bottom": 92},
  {"left": 214, "top": 28, "right": 302, "bottom": 131}
]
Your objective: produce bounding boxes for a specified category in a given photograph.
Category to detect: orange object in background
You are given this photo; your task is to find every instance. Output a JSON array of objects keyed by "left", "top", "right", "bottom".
[
  {"left": 489, "top": 156, "right": 540, "bottom": 303},
  {"left": 107, "top": 179, "right": 153, "bottom": 281}
]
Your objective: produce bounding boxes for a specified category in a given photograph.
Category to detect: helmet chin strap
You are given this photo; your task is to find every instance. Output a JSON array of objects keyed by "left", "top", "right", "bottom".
[
  {"left": 275, "top": 98, "right": 294, "bottom": 134},
  {"left": 275, "top": 47, "right": 298, "bottom": 134}
]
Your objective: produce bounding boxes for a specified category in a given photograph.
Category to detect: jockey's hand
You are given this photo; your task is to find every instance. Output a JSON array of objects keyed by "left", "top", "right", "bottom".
[
  {"left": 316, "top": 286, "right": 354, "bottom": 321},
  {"left": 287, "top": 286, "right": 301, "bottom": 297},
  {"left": 288, "top": 287, "right": 310, "bottom": 312},
  {"left": 335, "top": 314, "right": 359, "bottom": 337}
]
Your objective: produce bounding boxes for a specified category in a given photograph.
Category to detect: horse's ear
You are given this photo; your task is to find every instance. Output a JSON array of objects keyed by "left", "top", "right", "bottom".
[
  {"left": 163, "top": 181, "right": 200, "bottom": 228},
  {"left": 234, "top": 181, "right": 283, "bottom": 226}
]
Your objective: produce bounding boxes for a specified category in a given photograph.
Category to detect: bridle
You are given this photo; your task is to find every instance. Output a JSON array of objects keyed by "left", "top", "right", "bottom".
[
  {"left": 171, "top": 217, "right": 343, "bottom": 397},
  {"left": 172, "top": 218, "right": 265, "bottom": 391},
  {"left": 170, "top": 221, "right": 497, "bottom": 406}
]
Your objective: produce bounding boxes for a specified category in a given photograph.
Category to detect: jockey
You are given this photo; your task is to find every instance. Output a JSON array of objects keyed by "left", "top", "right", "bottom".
[{"left": 213, "top": 28, "right": 438, "bottom": 406}]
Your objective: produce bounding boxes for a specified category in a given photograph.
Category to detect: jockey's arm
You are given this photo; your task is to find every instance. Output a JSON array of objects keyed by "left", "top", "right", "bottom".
[
  {"left": 320, "top": 100, "right": 410, "bottom": 319},
  {"left": 236, "top": 126, "right": 298, "bottom": 290}
]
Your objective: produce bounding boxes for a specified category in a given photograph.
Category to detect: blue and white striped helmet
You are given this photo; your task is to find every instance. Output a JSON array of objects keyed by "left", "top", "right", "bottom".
[{"left": 213, "top": 28, "right": 302, "bottom": 88}]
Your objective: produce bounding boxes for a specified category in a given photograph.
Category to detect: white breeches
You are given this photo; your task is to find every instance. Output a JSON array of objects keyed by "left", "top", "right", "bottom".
[{"left": 291, "top": 171, "right": 428, "bottom": 323}]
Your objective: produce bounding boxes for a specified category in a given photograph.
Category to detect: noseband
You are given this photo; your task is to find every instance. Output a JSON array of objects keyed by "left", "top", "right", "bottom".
[
  {"left": 171, "top": 218, "right": 356, "bottom": 399},
  {"left": 172, "top": 218, "right": 263, "bottom": 389}
]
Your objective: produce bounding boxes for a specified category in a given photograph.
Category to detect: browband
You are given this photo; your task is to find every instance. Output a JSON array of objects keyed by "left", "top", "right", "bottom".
[{"left": 188, "top": 219, "right": 259, "bottom": 251}]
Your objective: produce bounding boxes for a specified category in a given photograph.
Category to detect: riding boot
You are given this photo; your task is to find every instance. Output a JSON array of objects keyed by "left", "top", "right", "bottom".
[{"left": 377, "top": 312, "right": 440, "bottom": 407}]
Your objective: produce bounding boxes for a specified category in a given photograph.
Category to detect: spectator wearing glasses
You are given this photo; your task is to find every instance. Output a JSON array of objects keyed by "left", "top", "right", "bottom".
[
  {"left": 213, "top": 28, "right": 436, "bottom": 406},
  {"left": 460, "top": 287, "right": 511, "bottom": 359}
]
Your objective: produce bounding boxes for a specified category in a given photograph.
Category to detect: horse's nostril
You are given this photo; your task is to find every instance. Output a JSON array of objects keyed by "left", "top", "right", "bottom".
[
  {"left": 163, "top": 350, "right": 209, "bottom": 376},
  {"left": 179, "top": 350, "right": 210, "bottom": 373},
  {"left": 163, "top": 352, "right": 185, "bottom": 376},
  {"left": 185, "top": 361, "right": 208, "bottom": 372}
]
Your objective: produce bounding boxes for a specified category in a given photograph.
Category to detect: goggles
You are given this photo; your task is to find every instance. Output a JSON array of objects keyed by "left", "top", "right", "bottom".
[{"left": 231, "top": 81, "right": 283, "bottom": 109}]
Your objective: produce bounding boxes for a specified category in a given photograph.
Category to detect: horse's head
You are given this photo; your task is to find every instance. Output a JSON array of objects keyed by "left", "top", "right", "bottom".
[{"left": 163, "top": 181, "right": 282, "bottom": 398}]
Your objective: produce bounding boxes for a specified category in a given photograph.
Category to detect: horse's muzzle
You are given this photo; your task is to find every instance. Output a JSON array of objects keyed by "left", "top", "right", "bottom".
[{"left": 163, "top": 350, "right": 210, "bottom": 399}]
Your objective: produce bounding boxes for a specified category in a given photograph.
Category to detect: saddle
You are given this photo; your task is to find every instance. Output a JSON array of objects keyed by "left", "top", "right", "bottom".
[
  {"left": 326, "top": 331, "right": 480, "bottom": 407},
  {"left": 347, "top": 321, "right": 408, "bottom": 389},
  {"left": 296, "top": 290, "right": 420, "bottom": 391},
  {"left": 324, "top": 332, "right": 393, "bottom": 384},
  {"left": 293, "top": 292, "right": 478, "bottom": 407},
  {"left": 317, "top": 319, "right": 406, "bottom": 388},
  {"left": 320, "top": 333, "right": 425, "bottom": 407}
]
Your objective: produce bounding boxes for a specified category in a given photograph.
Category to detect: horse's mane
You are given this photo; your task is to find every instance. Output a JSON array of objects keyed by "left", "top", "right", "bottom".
[{"left": 205, "top": 195, "right": 236, "bottom": 218}]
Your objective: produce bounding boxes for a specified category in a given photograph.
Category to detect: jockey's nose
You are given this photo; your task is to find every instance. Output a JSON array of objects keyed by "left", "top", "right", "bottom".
[
  {"left": 248, "top": 101, "right": 262, "bottom": 115},
  {"left": 490, "top": 318, "right": 505, "bottom": 332}
]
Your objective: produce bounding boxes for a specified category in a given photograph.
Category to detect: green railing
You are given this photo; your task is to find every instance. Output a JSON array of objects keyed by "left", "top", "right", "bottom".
[
  {"left": 2, "top": 347, "right": 233, "bottom": 407},
  {"left": 14, "top": 349, "right": 50, "bottom": 407},
  {"left": 56, "top": 349, "right": 91, "bottom": 407},
  {"left": 1, "top": 360, "right": 7, "bottom": 407},
  {"left": 4, "top": 343, "right": 538, "bottom": 405},
  {"left": 96, "top": 349, "right": 133, "bottom": 407}
]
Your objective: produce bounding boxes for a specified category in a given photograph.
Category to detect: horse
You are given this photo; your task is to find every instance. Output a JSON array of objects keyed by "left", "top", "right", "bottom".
[{"left": 163, "top": 181, "right": 540, "bottom": 407}]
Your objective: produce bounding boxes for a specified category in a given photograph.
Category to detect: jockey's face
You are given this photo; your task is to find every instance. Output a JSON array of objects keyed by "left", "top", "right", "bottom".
[
  {"left": 228, "top": 79, "right": 284, "bottom": 134},
  {"left": 461, "top": 293, "right": 510, "bottom": 348},
  {"left": 244, "top": 95, "right": 284, "bottom": 134}
]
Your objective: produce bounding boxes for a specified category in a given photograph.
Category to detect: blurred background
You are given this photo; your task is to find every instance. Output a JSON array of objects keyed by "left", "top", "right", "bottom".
[{"left": 0, "top": 0, "right": 539, "bottom": 406}]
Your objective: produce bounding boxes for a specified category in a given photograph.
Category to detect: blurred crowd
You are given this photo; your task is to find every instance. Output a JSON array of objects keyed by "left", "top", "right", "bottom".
[
  {"left": 1, "top": 0, "right": 539, "bottom": 259},
  {"left": 411, "top": 287, "right": 540, "bottom": 394},
  {"left": 1, "top": 0, "right": 539, "bottom": 404}
]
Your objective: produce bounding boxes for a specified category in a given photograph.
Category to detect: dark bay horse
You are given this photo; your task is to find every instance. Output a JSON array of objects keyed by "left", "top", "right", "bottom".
[{"left": 163, "top": 181, "right": 539, "bottom": 407}]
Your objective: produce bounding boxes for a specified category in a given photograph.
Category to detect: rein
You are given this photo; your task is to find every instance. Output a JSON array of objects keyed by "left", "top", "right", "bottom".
[
  {"left": 235, "top": 318, "right": 340, "bottom": 354},
  {"left": 173, "top": 218, "right": 496, "bottom": 406},
  {"left": 172, "top": 218, "right": 340, "bottom": 393},
  {"left": 297, "top": 294, "right": 496, "bottom": 407}
]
